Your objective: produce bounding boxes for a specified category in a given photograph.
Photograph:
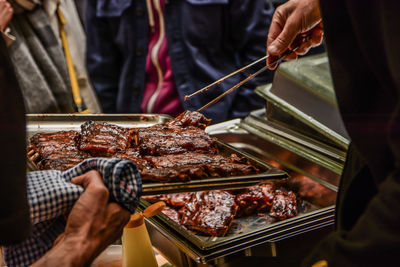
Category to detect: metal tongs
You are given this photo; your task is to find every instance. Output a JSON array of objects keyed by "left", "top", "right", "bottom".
[{"left": 185, "top": 34, "right": 311, "bottom": 112}]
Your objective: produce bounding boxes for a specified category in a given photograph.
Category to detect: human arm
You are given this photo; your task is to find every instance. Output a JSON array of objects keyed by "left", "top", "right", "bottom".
[
  {"left": 266, "top": 0, "right": 324, "bottom": 69},
  {"left": 31, "top": 170, "right": 130, "bottom": 267}
]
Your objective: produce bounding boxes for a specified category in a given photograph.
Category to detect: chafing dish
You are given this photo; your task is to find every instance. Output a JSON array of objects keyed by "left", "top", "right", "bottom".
[
  {"left": 26, "top": 114, "right": 287, "bottom": 195},
  {"left": 144, "top": 116, "right": 340, "bottom": 266}
]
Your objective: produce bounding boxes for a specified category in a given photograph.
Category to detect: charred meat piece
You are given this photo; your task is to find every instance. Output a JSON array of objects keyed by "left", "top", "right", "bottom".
[
  {"left": 143, "top": 153, "right": 259, "bottom": 182},
  {"left": 146, "top": 153, "right": 227, "bottom": 168},
  {"left": 269, "top": 190, "right": 298, "bottom": 220},
  {"left": 114, "top": 148, "right": 151, "bottom": 170},
  {"left": 79, "top": 121, "right": 137, "bottom": 156},
  {"left": 29, "top": 131, "right": 90, "bottom": 171},
  {"left": 140, "top": 165, "right": 208, "bottom": 182},
  {"left": 166, "top": 110, "right": 211, "bottom": 129},
  {"left": 180, "top": 190, "right": 238, "bottom": 236},
  {"left": 137, "top": 125, "right": 217, "bottom": 156},
  {"left": 143, "top": 193, "right": 194, "bottom": 208},
  {"left": 162, "top": 206, "right": 181, "bottom": 225},
  {"left": 235, "top": 183, "right": 275, "bottom": 217}
]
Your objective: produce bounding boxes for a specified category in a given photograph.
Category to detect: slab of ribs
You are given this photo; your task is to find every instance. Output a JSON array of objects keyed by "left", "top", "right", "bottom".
[
  {"left": 27, "top": 111, "right": 259, "bottom": 182},
  {"left": 142, "top": 182, "right": 298, "bottom": 237}
]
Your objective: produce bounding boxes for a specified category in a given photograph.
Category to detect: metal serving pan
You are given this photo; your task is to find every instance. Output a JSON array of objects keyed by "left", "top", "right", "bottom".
[
  {"left": 26, "top": 114, "right": 288, "bottom": 195},
  {"left": 143, "top": 118, "right": 338, "bottom": 265},
  {"left": 140, "top": 180, "right": 325, "bottom": 252}
]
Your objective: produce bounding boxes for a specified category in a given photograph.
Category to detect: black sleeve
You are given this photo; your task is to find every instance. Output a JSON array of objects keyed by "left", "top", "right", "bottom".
[
  {"left": 302, "top": 0, "right": 400, "bottom": 266},
  {"left": 0, "top": 35, "right": 31, "bottom": 245}
]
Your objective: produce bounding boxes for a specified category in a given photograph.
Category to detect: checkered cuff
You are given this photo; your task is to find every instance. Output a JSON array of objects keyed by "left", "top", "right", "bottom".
[{"left": 3, "top": 158, "right": 142, "bottom": 267}]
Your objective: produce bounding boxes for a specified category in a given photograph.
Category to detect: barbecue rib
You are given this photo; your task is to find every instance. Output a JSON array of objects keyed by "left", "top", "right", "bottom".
[
  {"left": 235, "top": 183, "right": 275, "bottom": 217},
  {"left": 28, "top": 111, "right": 260, "bottom": 181},
  {"left": 179, "top": 190, "right": 238, "bottom": 236},
  {"left": 166, "top": 110, "right": 211, "bottom": 129},
  {"left": 114, "top": 148, "right": 151, "bottom": 171},
  {"left": 269, "top": 190, "right": 298, "bottom": 220},
  {"left": 142, "top": 193, "right": 194, "bottom": 208},
  {"left": 29, "top": 131, "right": 91, "bottom": 171},
  {"left": 137, "top": 125, "right": 217, "bottom": 156},
  {"left": 79, "top": 121, "right": 136, "bottom": 156},
  {"left": 142, "top": 183, "right": 299, "bottom": 236},
  {"left": 140, "top": 153, "right": 259, "bottom": 182}
]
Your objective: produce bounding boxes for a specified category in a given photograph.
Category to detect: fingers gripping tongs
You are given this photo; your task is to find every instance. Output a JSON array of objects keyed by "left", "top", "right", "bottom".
[{"left": 185, "top": 34, "right": 311, "bottom": 112}]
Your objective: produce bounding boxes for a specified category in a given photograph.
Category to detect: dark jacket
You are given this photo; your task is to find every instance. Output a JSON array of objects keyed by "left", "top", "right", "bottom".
[
  {"left": 85, "top": 0, "right": 274, "bottom": 123},
  {"left": 303, "top": 0, "right": 400, "bottom": 266},
  {"left": 0, "top": 35, "right": 31, "bottom": 245}
]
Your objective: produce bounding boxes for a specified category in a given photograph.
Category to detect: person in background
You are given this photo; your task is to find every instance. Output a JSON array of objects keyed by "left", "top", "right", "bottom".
[
  {"left": 0, "top": 33, "right": 130, "bottom": 266},
  {"left": 86, "top": 0, "right": 274, "bottom": 123},
  {"left": 266, "top": 0, "right": 400, "bottom": 266}
]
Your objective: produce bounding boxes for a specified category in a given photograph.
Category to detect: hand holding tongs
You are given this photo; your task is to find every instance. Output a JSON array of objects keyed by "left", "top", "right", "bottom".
[{"left": 185, "top": 33, "right": 312, "bottom": 112}]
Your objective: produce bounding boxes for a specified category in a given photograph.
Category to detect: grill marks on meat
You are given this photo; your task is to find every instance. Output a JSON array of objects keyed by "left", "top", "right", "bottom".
[
  {"left": 166, "top": 110, "right": 211, "bottom": 129},
  {"left": 179, "top": 191, "right": 238, "bottom": 237},
  {"left": 79, "top": 121, "right": 136, "bottom": 156},
  {"left": 137, "top": 125, "right": 217, "bottom": 156},
  {"left": 113, "top": 148, "right": 151, "bottom": 171},
  {"left": 28, "top": 111, "right": 259, "bottom": 181},
  {"left": 143, "top": 183, "right": 298, "bottom": 237},
  {"left": 29, "top": 131, "right": 91, "bottom": 171},
  {"left": 141, "top": 153, "right": 259, "bottom": 182}
]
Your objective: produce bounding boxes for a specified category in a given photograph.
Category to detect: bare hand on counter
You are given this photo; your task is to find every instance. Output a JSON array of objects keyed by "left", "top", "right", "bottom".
[
  {"left": 32, "top": 170, "right": 131, "bottom": 267},
  {"left": 266, "top": 0, "right": 323, "bottom": 69}
]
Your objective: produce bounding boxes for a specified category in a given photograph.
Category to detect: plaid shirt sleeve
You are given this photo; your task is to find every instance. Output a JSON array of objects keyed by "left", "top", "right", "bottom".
[{"left": 3, "top": 158, "right": 142, "bottom": 267}]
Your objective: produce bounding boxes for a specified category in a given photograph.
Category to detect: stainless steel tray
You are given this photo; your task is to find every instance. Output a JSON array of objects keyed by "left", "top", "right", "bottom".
[
  {"left": 140, "top": 180, "right": 328, "bottom": 252},
  {"left": 144, "top": 118, "right": 338, "bottom": 265},
  {"left": 256, "top": 83, "right": 349, "bottom": 150},
  {"left": 26, "top": 114, "right": 288, "bottom": 195}
]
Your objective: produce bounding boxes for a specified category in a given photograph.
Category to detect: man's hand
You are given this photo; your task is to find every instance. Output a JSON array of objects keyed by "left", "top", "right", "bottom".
[
  {"left": 32, "top": 170, "right": 130, "bottom": 267},
  {"left": 0, "top": 0, "right": 13, "bottom": 31},
  {"left": 266, "top": 0, "right": 323, "bottom": 69}
]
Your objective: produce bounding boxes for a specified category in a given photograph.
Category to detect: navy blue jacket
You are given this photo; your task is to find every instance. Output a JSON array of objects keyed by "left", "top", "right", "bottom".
[{"left": 86, "top": 0, "right": 274, "bottom": 123}]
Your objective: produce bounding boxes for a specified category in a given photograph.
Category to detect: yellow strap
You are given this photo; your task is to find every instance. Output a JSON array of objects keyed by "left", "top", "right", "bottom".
[{"left": 57, "top": 7, "right": 89, "bottom": 113}]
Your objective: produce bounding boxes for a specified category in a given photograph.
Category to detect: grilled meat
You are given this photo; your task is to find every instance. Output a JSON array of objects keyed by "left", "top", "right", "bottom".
[
  {"left": 144, "top": 183, "right": 299, "bottom": 237},
  {"left": 79, "top": 121, "right": 136, "bottom": 156},
  {"left": 162, "top": 206, "right": 181, "bottom": 224},
  {"left": 113, "top": 148, "right": 151, "bottom": 170},
  {"left": 28, "top": 111, "right": 259, "bottom": 182},
  {"left": 29, "top": 131, "right": 90, "bottom": 171},
  {"left": 235, "top": 183, "right": 275, "bottom": 217},
  {"left": 166, "top": 110, "right": 211, "bottom": 129},
  {"left": 142, "top": 192, "right": 194, "bottom": 208},
  {"left": 141, "top": 153, "right": 259, "bottom": 182},
  {"left": 137, "top": 125, "right": 217, "bottom": 156},
  {"left": 180, "top": 190, "right": 238, "bottom": 236},
  {"left": 269, "top": 190, "right": 298, "bottom": 220}
]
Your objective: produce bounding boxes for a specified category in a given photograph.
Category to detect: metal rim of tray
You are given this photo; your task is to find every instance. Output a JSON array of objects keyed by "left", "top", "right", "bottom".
[
  {"left": 255, "top": 84, "right": 349, "bottom": 150},
  {"left": 142, "top": 203, "right": 335, "bottom": 263}
]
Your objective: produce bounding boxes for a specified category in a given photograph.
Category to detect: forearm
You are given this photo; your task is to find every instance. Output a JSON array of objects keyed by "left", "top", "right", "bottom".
[{"left": 31, "top": 235, "right": 93, "bottom": 267}]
